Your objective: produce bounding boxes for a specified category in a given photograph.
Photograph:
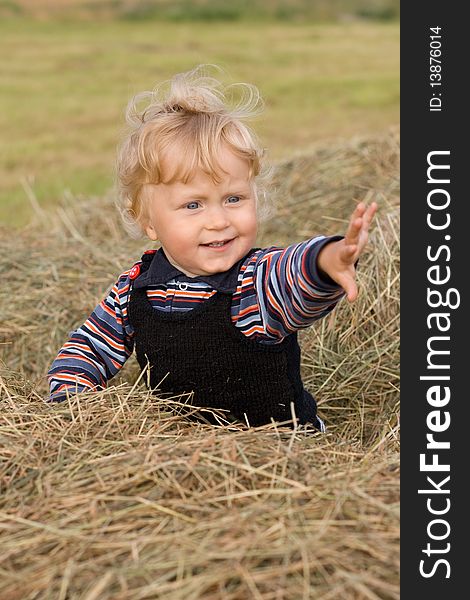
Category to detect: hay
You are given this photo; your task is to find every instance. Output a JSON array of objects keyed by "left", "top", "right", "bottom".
[{"left": 0, "top": 128, "right": 399, "bottom": 598}]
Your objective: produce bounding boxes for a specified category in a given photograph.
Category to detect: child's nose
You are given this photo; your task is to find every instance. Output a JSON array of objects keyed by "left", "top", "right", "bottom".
[{"left": 206, "top": 206, "right": 230, "bottom": 230}]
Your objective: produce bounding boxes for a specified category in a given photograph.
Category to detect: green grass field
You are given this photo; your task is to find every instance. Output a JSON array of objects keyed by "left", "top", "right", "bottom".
[{"left": 0, "top": 19, "right": 398, "bottom": 227}]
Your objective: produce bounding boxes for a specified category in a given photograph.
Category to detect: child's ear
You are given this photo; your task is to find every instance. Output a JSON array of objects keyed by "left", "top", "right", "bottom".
[{"left": 145, "top": 223, "right": 158, "bottom": 241}]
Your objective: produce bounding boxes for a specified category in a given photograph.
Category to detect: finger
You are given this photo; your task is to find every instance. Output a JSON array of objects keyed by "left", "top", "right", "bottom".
[
  {"left": 339, "top": 243, "right": 358, "bottom": 265},
  {"left": 355, "top": 201, "right": 366, "bottom": 216},
  {"left": 355, "top": 202, "right": 378, "bottom": 254},
  {"left": 347, "top": 284, "right": 359, "bottom": 303},
  {"left": 344, "top": 216, "right": 363, "bottom": 247},
  {"left": 362, "top": 202, "right": 378, "bottom": 230},
  {"left": 336, "top": 274, "right": 358, "bottom": 303}
]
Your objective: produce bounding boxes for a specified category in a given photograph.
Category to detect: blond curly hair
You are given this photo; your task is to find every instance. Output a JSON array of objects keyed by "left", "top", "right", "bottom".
[{"left": 115, "top": 64, "right": 271, "bottom": 238}]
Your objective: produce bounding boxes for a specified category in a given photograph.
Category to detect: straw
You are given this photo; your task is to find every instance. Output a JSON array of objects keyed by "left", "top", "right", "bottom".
[{"left": 0, "top": 128, "right": 399, "bottom": 599}]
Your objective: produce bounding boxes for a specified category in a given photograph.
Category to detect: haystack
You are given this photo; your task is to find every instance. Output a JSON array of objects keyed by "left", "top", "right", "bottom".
[{"left": 0, "top": 128, "right": 399, "bottom": 599}]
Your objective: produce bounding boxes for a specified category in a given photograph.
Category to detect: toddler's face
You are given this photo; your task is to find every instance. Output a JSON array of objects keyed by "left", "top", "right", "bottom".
[{"left": 144, "top": 146, "right": 258, "bottom": 278}]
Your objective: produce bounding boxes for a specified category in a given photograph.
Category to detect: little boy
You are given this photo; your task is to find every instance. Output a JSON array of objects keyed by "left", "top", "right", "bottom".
[{"left": 48, "top": 65, "right": 376, "bottom": 431}]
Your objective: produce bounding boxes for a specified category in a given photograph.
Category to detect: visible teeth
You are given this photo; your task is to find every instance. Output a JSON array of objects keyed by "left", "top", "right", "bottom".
[{"left": 208, "top": 242, "right": 225, "bottom": 247}]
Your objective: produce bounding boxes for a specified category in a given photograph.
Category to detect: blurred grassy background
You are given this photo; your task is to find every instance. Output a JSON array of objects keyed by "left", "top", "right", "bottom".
[
  {"left": 0, "top": 1, "right": 399, "bottom": 227},
  {"left": 0, "top": 0, "right": 400, "bottom": 21}
]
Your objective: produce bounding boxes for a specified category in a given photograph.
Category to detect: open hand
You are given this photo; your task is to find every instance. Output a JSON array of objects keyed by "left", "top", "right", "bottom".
[{"left": 317, "top": 202, "right": 378, "bottom": 302}]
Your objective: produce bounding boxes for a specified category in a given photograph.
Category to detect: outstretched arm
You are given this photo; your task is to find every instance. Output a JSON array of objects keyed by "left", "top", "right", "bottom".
[
  {"left": 47, "top": 270, "right": 136, "bottom": 401},
  {"left": 317, "top": 202, "right": 377, "bottom": 302}
]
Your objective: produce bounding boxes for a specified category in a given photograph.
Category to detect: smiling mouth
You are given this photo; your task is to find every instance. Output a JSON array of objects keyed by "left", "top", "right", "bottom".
[{"left": 201, "top": 239, "right": 234, "bottom": 248}]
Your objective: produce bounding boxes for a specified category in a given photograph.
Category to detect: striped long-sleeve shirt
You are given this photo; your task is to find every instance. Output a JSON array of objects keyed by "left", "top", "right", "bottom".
[{"left": 48, "top": 236, "right": 345, "bottom": 401}]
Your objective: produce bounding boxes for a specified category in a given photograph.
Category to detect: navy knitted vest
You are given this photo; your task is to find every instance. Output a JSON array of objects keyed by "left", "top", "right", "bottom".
[{"left": 128, "top": 250, "right": 321, "bottom": 429}]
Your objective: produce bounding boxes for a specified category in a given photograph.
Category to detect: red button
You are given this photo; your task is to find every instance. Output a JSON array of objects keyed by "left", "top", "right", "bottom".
[{"left": 129, "top": 264, "right": 141, "bottom": 280}]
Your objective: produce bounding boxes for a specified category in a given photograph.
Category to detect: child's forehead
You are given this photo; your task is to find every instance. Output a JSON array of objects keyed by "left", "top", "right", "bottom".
[{"left": 159, "top": 142, "right": 253, "bottom": 185}]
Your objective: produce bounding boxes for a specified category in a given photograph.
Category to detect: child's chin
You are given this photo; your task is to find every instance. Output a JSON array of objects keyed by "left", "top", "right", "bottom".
[{"left": 199, "top": 257, "right": 237, "bottom": 275}]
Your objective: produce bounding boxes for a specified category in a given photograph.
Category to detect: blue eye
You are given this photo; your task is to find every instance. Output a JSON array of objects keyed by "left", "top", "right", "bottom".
[
  {"left": 227, "top": 195, "right": 241, "bottom": 204},
  {"left": 186, "top": 202, "right": 200, "bottom": 210}
]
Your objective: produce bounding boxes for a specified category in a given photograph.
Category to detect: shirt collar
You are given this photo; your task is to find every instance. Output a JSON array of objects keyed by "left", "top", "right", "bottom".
[{"left": 133, "top": 247, "right": 248, "bottom": 293}]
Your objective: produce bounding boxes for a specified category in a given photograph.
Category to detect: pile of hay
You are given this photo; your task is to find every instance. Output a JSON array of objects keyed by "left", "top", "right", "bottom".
[{"left": 0, "top": 128, "right": 399, "bottom": 599}]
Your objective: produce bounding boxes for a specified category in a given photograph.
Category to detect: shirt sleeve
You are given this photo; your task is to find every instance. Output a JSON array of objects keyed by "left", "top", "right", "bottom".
[
  {"left": 234, "top": 236, "right": 346, "bottom": 343},
  {"left": 47, "top": 269, "right": 136, "bottom": 402}
]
